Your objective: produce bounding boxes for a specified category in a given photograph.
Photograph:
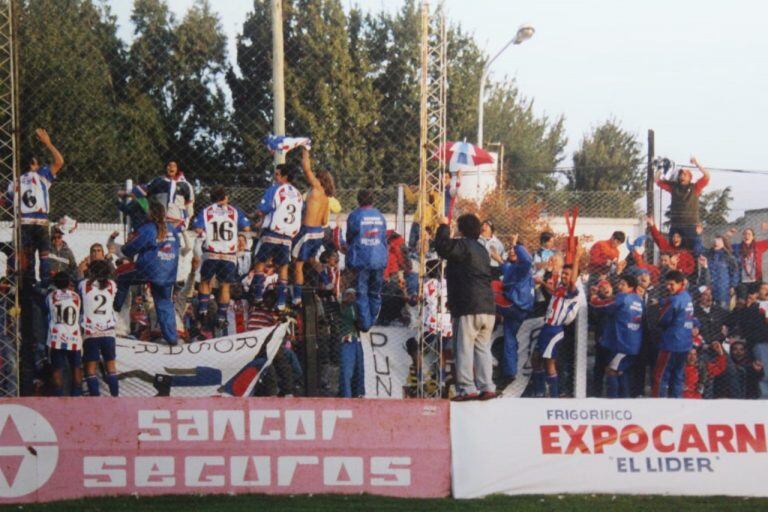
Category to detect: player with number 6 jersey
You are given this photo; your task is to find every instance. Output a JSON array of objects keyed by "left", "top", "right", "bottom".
[
  {"left": 45, "top": 272, "right": 83, "bottom": 396},
  {"left": 79, "top": 259, "right": 119, "bottom": 396},
  {"left": 192, "top": 186, "right": 252, "bottom": 329},
  {"left": 251, "top": 164, "right": 303, "bottom": 310},
  {"left": 11, "top": 128, "right": 64, "bottom": 286}
]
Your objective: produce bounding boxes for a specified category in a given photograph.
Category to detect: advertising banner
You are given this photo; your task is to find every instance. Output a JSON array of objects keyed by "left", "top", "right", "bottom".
[
  {"left": 451, "top": 398, "right": 768, "bottom": 498},
  {"left": 0, "top": 397, "right": 450, "bottom": 503}
]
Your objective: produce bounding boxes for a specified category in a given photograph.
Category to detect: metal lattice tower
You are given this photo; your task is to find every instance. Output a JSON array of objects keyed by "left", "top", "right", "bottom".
[
  {"left": 0, "top": 0, "right": 20, "bottom": 396},
  {"left": 417, "top": 1, "right": 447, "bottom": 398}
]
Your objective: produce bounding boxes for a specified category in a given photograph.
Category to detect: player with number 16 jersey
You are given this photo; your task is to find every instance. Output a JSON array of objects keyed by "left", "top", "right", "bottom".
[{"left": 192, "top": 186, "right": 251, "bottom": 329}]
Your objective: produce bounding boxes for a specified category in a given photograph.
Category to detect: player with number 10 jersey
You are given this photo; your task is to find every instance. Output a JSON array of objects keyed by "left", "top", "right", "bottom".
[{"left": 46, "top": 272, "right": 83, "bottom": 396}]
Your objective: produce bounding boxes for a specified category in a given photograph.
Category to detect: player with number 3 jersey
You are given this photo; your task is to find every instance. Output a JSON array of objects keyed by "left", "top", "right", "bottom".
[
  {"left": 252, "top": 164, "right": 303, "bottom": 310},
  {"left": 46, "top": 272, "right": 83, "bottom": 396},
  {"left": 79, "top": 259, "right": 119, "bottom": 396},
  {"left": 192, "top": 186, "right": 251, "bottom": 328}
]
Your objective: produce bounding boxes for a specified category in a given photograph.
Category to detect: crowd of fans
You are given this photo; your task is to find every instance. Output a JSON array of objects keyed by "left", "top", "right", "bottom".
[{"left": 9, "top": 129, "right": 768, "bottom": 401}]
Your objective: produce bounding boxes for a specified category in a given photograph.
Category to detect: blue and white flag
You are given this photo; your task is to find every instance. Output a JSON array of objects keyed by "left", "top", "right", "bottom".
[{"left": 264, "top": 134, "right": 312, "bottom": 155}]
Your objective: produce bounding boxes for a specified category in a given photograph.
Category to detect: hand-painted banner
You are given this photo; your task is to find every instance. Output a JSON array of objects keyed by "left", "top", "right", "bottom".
[
  {"left": 112, "top": 324, "right": 288, "bottom": 397},
  {"left": 362, "top": 328, "right": 413, "bottom": 399},
  {"left": 363, "top": 318, "right": 545, "bottom": 399},
  {"left": 451, "top": 398, "right": 768, "bottom": 498},
  {"left": 0, "top": 397, "right": 450, "bottom": 503}
]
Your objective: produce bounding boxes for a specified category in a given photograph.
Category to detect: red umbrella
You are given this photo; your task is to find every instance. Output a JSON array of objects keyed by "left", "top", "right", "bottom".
[{"left": 436, "top": 141, "right": 495, "bottom": 167}]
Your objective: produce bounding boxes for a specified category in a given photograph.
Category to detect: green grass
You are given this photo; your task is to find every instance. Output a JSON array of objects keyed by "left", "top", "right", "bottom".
[{"left": 2, "top": 494, "right": 767, "bottom": 512}]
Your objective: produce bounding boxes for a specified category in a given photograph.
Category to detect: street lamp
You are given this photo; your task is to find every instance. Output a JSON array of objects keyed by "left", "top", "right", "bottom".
[{"left": 476, "top": 24, "right": 535, "bottom": 148}]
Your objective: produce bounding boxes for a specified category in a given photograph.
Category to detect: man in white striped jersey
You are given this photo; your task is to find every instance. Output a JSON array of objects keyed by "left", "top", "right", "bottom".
[{"left": 531, "top": 246, "right": 584, "bottom": 398}]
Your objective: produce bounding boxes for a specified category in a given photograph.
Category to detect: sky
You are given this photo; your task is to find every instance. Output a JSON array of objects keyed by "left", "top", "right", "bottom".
[{"left": 110, "top": 0, "right": 768, "bottom": 218}]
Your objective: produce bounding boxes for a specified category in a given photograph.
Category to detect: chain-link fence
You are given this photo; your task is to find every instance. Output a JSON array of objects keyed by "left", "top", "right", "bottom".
[{"left": 6, "top": 0, "right": 767, "bottom": 401}]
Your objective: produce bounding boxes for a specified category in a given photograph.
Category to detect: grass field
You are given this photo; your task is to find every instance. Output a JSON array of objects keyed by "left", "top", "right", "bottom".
[{"left": 2, "top": 494, "right": 767, "bottom": 511}]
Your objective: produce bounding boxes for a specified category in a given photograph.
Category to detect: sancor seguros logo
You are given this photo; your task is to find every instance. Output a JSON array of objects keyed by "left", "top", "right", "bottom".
[{"left": 0, "top": 405, "right": 58, "bottom": 498}]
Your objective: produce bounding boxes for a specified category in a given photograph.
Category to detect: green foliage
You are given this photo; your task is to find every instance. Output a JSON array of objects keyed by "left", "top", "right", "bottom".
[
  {"left": 482, "top": 81, "right": 567, "bottom": 190},
  {"left": 129, "top": 0, "right": 230, "bottom": 179},
  {"left": 569, "top": 119, "right": 644, "bottom": 197},
  {"left": 699, "top": 186, "right": 733, "bottom": 227},
  {"left": 20, "top": 0, "right": 122, "bottom": 181},
  {"left": 16, "top": 0, "right": 618, "bottom": 201}
]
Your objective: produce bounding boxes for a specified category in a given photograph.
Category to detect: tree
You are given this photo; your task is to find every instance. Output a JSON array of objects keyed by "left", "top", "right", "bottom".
[
  {"left": 129, "top": 0, "right": 229, "bottom": 180},
  {"left": 569, "top": 120, "right": 644, "bottom": 197},
  {"left": 699, "top": 187, "right": 733, "bottom": 227},
  {"left": 19, "top": 0, "right": 137, "bottom": 182},
  {"left": 482, "top": 81, "right": 567, "bottom": 190},
  {"left": 229, "top": 0, "right": 381, "bottom": 188}
]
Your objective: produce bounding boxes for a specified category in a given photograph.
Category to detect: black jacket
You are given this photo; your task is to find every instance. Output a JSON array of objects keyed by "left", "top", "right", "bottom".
[
  {"left": 434, "top": 224, "right": 495, "bottom": 317},
  {"left": 694, "top": 303, "right": 728, "bottom": 343}
]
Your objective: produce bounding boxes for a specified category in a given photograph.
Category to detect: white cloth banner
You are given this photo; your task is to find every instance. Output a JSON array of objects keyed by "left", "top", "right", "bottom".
[
  {"left": 361, "top": 318, "right": 545, "bottom": 399},
  {"left": 112, "top": 324, "right": 288, "bottom": 397},
  {"left": 451, "top": 398, "right": 768, "bottom": 498},
  {"left": 495, "top": 317, "right": 544, "bottom": 398},
  {"left": 361, "top": 327, "right": 413, "bottom": 399}
]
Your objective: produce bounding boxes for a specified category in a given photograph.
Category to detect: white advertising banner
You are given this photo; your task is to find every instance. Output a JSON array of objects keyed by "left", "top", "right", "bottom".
[
  {"left": 452, "top": 398, "right": 768, "bottom": 498},
  {"left": 112, "top": 324, "right": 288, "bottom": 397}
]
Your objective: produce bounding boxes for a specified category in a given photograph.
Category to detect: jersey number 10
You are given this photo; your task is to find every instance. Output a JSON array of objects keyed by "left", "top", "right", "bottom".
[{"left": 55, "top": 304, "right": 77, "bottom": 326}]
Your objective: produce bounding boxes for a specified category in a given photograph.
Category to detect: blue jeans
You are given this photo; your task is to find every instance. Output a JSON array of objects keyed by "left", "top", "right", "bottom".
[
  {"left": 354, "top": 268, "right": 384, "bottom": 332},
  {"left": 339, "top": 338, "right": 365, "bottom": 397},
  {"left": 497, "top": 304, "right": 527, "bottom": 378},
  {"left": 653, "top": 350, "right": 688, "bottom": 398},
  {"left": 752, "top": 343, "right": 768, "bottom": 398},
  {"left": 115, "top": 271, "right": 177, "bottom": 345}
]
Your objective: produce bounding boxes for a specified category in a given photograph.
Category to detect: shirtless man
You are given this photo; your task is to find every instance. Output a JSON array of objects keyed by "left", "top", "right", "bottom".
[{"left": 291, "top": 147, "right": 336, "bottom": 306}]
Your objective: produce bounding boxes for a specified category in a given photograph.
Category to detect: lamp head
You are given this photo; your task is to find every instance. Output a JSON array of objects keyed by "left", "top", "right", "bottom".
[{"left": 514, "top": 24, "right": 535, "bottom": 45}]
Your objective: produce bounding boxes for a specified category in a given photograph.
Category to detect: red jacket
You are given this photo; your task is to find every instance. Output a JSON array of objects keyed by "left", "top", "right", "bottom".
[
  {"left": 588, "top": 240, "right": 620, "bottom": 275},
  {"left": 732, "top": 239, "right": 768, "bottom": 282},
  {"left": 683, "top": 353, "right": 726, "bottom": 399},
  {"left": 384, "top": 230, "right": 407, "bottom": 280},
  {"left": 656, "top": 175, "right": 709, "bottom": 195},
  {"left": 649, "top": 224, "right": 696, "bottom": 276}
]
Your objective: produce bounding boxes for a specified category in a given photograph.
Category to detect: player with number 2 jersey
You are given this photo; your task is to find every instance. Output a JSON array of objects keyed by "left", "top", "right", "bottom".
[{"left": 79, "top": 259, "right": 119, "bottom": 396}]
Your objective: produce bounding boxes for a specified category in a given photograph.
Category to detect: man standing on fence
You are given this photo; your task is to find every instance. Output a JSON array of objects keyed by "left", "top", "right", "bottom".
[
  {"left": 655, "top": 156, "right": 710, "bottom": 247},
  {"left": 14, "top": 128, "right": 64, "bottom": 286},
  {"left": 251, "top": 164, "right": 303, "bottom": 311},
  {"left": 192, "top": 186, "right": 251, "bottom": 330},
  {"left": 133, "top": 161, "right": 194, "bottom": 227},
  {"left": 346, "top": 190, "right": 388, "bottom": 332},
  {"left": 435, "top": 213, "right": 496, "bottom": 401},
  {"left": 292, "top": 147, "right": 335, "bottom": 306}
]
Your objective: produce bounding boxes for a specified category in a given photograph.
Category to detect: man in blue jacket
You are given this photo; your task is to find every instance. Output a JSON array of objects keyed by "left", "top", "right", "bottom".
[
  {"left": 346, "top": 190, "right": 388, "bottom": 332},
  {"left": 114, "top": 201, "right": 181, "bottom": 345},
  {"left": 652, "top": 270, "right": 694, "bottom": 397},
  {"left": 497, "top": 234, "right": 534, "bottom": 386},
  {"left": 590, "top": 274, "right": 644, "bottom": 398}
]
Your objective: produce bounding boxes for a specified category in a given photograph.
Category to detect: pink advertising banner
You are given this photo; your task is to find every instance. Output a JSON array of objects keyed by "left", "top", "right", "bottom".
[{"left": 0, "top": 397, "right": 450, "bottom": 503}]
